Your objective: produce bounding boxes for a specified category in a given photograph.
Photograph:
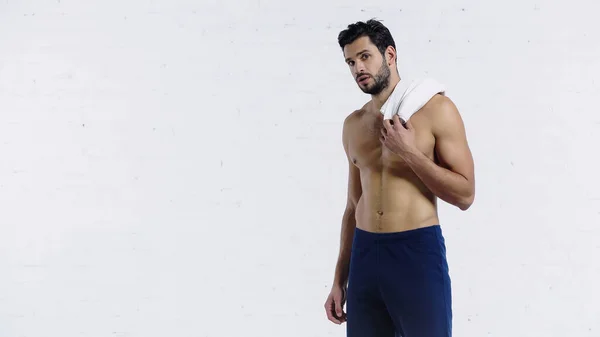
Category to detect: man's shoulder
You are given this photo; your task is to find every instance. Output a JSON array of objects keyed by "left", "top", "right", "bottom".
[
  {"left": 423, "top": 93, "right": 453, "bottom": 110},
  {"left": 344, "top": 109, "right": 363, "bottom": 122},
  {"left": 343, "top": 107, "right": 367, "bottom": 127},
  {"left": 341, "top": 107, "right": 368, "bottom": 146},
  {"left": 422, "top": 94, "right": 459, "bottom": 120},
  {"left": 421, "top": 94, "right": 463, "bottom": 133}
]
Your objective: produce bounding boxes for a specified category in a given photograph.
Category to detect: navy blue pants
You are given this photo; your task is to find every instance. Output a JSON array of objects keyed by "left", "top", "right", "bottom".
[{"left": 346, "top": 225, "right": 452, "bottom": 337}]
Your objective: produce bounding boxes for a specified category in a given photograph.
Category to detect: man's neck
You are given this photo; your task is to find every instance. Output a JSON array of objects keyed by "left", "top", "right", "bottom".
[{"left": 370, "top": 76, "right": 401, "bottom": 111}]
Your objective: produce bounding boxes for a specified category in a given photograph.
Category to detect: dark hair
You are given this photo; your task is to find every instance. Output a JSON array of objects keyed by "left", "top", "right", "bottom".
[{"left": 338, "top": 19, "right": 396, "bottom": 60}]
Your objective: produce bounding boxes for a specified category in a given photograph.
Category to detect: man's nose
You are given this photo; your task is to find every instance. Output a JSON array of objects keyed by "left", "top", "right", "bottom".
[{"left": 355, "top": 62, "right": 366, "bottom": 73}]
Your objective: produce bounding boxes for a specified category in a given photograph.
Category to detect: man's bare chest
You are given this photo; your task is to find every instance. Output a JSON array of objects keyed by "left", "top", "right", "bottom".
[{"left": 347, "top": 113, "right": 435, "bottom": 169}]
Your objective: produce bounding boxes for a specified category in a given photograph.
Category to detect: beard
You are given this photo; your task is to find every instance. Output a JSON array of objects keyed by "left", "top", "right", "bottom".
[{"left": 359, "top": 59, "right": 391, "bottom": 95}]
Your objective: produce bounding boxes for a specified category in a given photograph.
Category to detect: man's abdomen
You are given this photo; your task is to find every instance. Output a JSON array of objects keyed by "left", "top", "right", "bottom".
[{"left": 355, "top": 169, "right": 439, "bottom": 233}]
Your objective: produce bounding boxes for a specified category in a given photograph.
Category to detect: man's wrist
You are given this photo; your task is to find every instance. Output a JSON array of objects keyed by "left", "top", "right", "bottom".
[{"left": 333, "top": 278, "right": 347, "bottom": 288}]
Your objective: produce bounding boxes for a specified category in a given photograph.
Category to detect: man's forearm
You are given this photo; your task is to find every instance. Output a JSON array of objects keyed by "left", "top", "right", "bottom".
[
  {"left": 403, "top": 149, "right": 474, "bottom": 210},
  {"left": 333, "top": 207, "right": 356, "bottom": 287}
]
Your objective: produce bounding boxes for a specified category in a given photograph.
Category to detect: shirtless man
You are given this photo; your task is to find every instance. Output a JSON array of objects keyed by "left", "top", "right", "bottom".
[{"left": 324, "top": 20, "right": 475, "bottom": 337}]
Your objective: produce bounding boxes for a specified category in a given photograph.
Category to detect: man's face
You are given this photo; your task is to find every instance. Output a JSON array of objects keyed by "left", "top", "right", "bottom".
[{"left": 343, "top": 36, "right": 391, "bottom": 95}]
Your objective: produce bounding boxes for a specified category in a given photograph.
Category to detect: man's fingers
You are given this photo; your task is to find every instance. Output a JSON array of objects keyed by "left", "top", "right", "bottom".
[
  {"left": 380, "top": 127, "right": 386, "bottom": 142},
  {"left": 327, "top": 309, "right": 341, "bottom": 324},
  {"left": 335, "top": 298, "right": 343, "bottom": 317},
  {"left": 393, "top": 114, "right": 409, "bottom": 130},
  {"left": 327, "top": 313, "right": 341, "bottom": 324},
  {"left": 334, "top": 298, "right": 345, "bottom": 324},
  {"left": 325, "top": 298, "right": 341, "bottom": 324},
  {"left": 382, "top": 118, "right": 393, "bottom": 130}
]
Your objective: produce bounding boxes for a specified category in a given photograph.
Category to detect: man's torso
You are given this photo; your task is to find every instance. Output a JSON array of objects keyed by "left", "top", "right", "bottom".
[{"left": 345, "top": 95, "right": 443, "bottom": 233}]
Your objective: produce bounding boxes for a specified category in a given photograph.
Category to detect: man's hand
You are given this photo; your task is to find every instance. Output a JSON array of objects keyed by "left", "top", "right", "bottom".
[
  {"left": 380, "top": 114, "right": 417, "bottom": 157},
  {"left": 324, "top": 284, "right": 347, "bottom": 324}
]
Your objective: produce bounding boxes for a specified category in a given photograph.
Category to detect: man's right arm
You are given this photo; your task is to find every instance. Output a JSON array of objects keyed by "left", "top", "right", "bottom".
[{"left": 333, "top": 118, "right": 362, "bottom": 288}]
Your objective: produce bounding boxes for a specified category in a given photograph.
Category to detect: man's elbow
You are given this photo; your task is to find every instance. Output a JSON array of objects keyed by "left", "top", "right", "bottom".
[
  {"left": 457, "top": 201, "right": 472, "bottom": 211},
  {"left": 456, "top": 190, "right": 475, "bottom": 211}
]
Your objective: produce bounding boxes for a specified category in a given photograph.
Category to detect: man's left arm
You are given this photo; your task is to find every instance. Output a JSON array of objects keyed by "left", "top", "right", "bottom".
[{"left": 404, "top": 95, "right": 475, "bottom": 210}]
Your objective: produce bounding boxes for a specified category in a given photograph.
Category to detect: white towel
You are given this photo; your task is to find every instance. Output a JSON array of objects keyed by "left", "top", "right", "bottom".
[{"left": 380, "top": 78, "right": 446, "bottom": 121}]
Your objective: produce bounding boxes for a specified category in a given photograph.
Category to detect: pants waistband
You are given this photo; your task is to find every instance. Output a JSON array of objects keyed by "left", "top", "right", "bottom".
[{"left": 353, "top": 224, "right": 442, "bottom": 245}]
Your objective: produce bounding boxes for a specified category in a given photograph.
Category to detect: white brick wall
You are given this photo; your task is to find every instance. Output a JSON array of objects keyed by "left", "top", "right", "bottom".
[{"left": 1, "top": 0, "right": 599, "bottom": 336}]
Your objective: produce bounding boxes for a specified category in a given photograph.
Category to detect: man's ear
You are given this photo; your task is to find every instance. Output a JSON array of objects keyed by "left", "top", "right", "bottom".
[{"left": 386, "top": 46, "right": 397, "bottom": 65}]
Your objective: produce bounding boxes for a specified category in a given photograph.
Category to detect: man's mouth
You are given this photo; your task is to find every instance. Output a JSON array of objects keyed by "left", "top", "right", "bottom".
[{"left": 357, "top": 75, "right": 370, "bottom": 83}]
